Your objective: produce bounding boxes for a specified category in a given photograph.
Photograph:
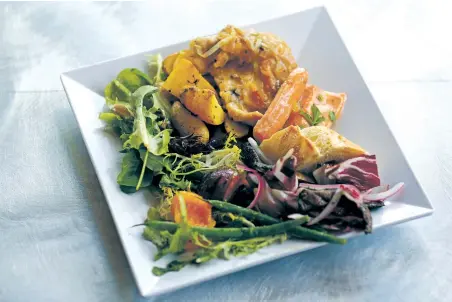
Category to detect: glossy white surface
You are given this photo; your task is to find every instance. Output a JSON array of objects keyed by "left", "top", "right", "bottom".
[{"left": 1, "top": 1, "right": 451, "bottom": 301}]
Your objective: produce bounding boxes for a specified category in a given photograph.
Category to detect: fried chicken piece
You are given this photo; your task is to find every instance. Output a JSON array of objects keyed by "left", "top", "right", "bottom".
[{"left": 188, "top": 25, "right": 298, "bottom": 125}]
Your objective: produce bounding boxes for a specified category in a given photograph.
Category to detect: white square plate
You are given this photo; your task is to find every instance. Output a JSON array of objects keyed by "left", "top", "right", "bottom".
[{"left": 61, "top": 7, "right": 433, "bottom": 297}]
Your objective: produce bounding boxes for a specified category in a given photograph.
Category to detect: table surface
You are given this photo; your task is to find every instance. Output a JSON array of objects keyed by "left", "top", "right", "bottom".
[{"left": 1, "top": 1, "right": 451, "bottom": 301}]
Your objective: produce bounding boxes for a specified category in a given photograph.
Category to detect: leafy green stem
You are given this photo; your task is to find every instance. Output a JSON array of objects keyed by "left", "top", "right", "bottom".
[
  {"left": 136, "top": 151, "right": 149, "bottom": 191},
  {"left": 152, "top": 234, "right": 287, "bottom": 276}
]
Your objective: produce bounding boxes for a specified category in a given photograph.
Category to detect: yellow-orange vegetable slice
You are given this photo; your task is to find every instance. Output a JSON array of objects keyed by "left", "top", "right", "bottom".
[
  {"left": 171, "top": 191, "right": 216, "bottom": 228},
  {"left": 180, "top": 87, "right": 225, "bottom": 125},
  {"left": 162, "top": 58, "right": 215, "bottom": 98},
  {"left": 162, "top": 52, "right": 180, "bottom": 75},
  {"left": 253, "top": 68, "right": 308, "bottom": 142}
]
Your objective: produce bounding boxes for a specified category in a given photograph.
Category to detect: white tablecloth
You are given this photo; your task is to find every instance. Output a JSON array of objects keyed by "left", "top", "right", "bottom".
[{"left": 1, "top": 1, "right": 451, "bottom": 301}]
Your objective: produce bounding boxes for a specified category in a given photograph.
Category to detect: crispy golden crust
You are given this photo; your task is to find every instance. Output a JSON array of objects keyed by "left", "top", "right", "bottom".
[
  {"left": 260, "top": 126, "right": 321, "bottom": 171},
  {"left": 285, "top": 85, "right": 347, "bottom": 129},
  {"left": 186, "top": 25, "right": 298, "bottom": 125},
  {"left": 300, "top": 126, "right": 367, "bottom": 171},
  {"left": 260, "top": 126, "right": 367, "bottom": 172}
]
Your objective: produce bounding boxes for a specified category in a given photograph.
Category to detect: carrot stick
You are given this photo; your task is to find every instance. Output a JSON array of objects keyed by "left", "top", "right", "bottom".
[{"left": 253, "top": 68, "right": 308, "bottom": 142}]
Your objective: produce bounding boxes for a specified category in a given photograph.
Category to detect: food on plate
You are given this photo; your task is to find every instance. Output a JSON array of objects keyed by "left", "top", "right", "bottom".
[
  {"left": 99, "top": 25, "right": 404, "bottom": 276},
  {"left": 171, "top": 101, "right": 210, "bottom": 143},
  {"left": 180, "top": 86, "right": 225, "bottom": 125},
  {"left": 285, "top": 84, "right": 346, "bottom": 128},
  {"left": 171, "top": 191, "right": 216, "bottom": 227},
  {"left": 253, "top": 67, "right": 308, "bottom": 142},
  {"left": 300, "top": 126, "right": 367, "bottom": 168},
  {"left": 260, "top": 126, "right": 367, "bottom": 172},
  {"left": 224, "top": 116, "right": 249, "bottom": 138},
  {"left": 162, "top": 58, "right": 216, "bottom": 98},
  {"left": 168, "top": 25, "right": 298, "bottom": 125},
  {"left": 259, "top": 125, "right": 319, "bottom": 171}
]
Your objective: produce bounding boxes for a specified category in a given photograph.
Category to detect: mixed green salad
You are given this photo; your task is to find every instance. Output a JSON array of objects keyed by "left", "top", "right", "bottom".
[{"left": 99, "top": 53, "right": 403, "bottom": 276}]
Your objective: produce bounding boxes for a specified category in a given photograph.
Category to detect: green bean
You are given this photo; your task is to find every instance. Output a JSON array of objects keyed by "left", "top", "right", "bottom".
[
  {"left": 145, "top": 216, "right": 309, "bottom": 240},
  {"left": 206, "top": 199, "right": 346, "bottom": 245}
]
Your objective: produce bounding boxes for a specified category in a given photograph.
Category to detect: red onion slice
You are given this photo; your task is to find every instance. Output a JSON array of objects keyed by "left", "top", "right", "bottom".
[
  {"left": 363, "top": 182, "right": 404, "bottom": 201},
  {"left": 237, "top": 164, "right": 266, "bottom": 209},
  {"left": 247, "top": 137, "right": 272, "bottom": 164},
  {"left": 307, "top": 189, "right": 343, "bottom": 226}
]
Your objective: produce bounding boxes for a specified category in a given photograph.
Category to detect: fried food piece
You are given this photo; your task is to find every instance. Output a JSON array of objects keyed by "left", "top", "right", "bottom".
[
  {"left": 187, "top": 25, "right": 298, "bottom": 125},
  {"left": 253, "top": 67, "right": 308, "bottom": 142},
  {"left": 285, "top": 85, "right": 346, "bottom": 128},
  {"left": 260, "top": 126, "right": 367, "bottom": 172}
]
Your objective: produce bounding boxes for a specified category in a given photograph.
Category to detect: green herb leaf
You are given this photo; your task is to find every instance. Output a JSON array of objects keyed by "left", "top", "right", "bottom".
[
  {"left": 311, "top": 104, "right": 325, "bottom": 125},
  {"left": 146, "top": 207, "right": 162, "bottom": 221},
  {"left": 329, "top": 111, "right": 336, "bottom": 122},
  {"left": 152, "top": 90, "right": 172, "bottom": 119},
  {"left": 162, "top": 143, "right": 241, "bottom": 180},
  {"left": 316, "top": 94, "right": 324, "bottom": 102},
  {"left": 300, "top": 104, "right": 325, "bottom": 126},
  {"left": 100, "top": 62, "right": 174, "bottom": 195},
  {"left": 104, "top": 80, "right": 135, "bottom": 118},
  {"left": 299, "top": 110, "right": 314, "bottom": 125},
  {"left": 146, "top": 54, "right": 172, "bottom": 117},
  {"left": 143, "top": 227, "right": 172, "bottom": 249},
  {"left": 213, "top": 212, "right": 255, "bottom": 228}
]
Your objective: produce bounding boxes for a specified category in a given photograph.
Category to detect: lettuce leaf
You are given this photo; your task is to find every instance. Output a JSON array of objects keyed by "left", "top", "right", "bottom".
[
  {"left": 105, "top": 80, "right": 131, "bottom": 104},
  {"left": 151, "top": 234, "right": 287, "bottom": 276},
  {"left": 147, "top": 54, "right": 164, "bottom": 84},
  {"left": 104, "top": 80, "right": 134, "bottom": 118},
  {"left": 139, "top": 149, "right": 165, "bottom": 173},
  {"left": 151, "top": 90, "right": 172, "bottom": 119},
  {"left": 99, "top": 112, "right": 120, "bottom": 123},
  {"left": 163, "top": 144, "right": 241, "bottom": 179},
  {"left": 123, "top": 86, "right": 171, "bottom": 156},
  {"left": 116, "top": 68, "right": 153, "bottom": 92},
  {"left": 147, "top": 54, "right": 171, "bottom": 117},
  {"left": 117, "top": 151, "right": 152, "bottom": 192},
  {"left": 159, "top": 174, "right": 191, "bottom": 190}
]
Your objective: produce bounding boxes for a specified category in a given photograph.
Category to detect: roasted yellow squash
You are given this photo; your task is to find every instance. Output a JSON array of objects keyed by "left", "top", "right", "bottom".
[
  {"left": 224, "top": 116, "right": 249, "bottom": 138},
  {"left": 180, "top": 87, "right": 225, "bottom": 125},
  {"left": 162, "top": 52, "right": 180, "bottom": 75},
  {"left": 170, "top": 101, "right": 209, "bottom": 143},
  {"left": 162, "top": 58, "right": 215, "bottom": 98}
]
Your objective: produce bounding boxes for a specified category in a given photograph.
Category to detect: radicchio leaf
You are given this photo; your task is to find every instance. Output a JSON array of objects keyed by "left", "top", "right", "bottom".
[
  {"left": 198, "top": 169, "right": 248, "bottom": 201},
  {"left": 313, "top": 155, "right": 380, "bottom": 191}
]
